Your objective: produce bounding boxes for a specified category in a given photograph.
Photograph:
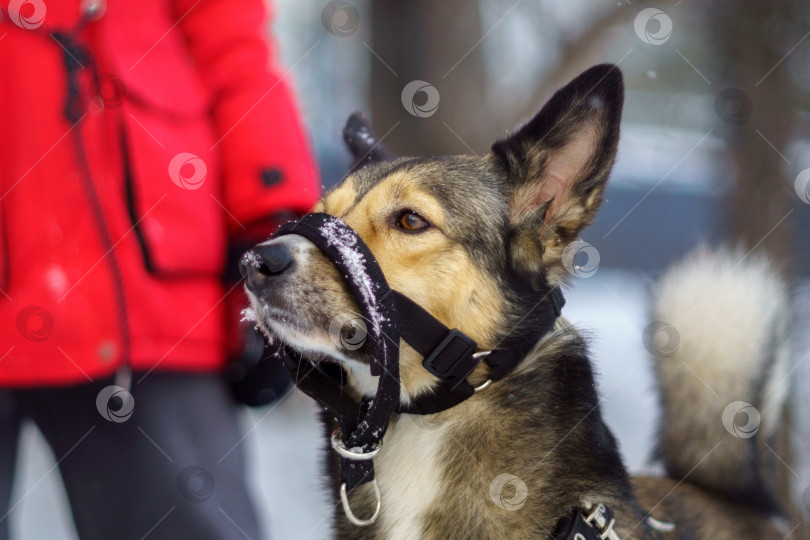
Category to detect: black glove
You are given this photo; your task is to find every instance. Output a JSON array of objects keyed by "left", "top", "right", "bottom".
[{"left": 224, "top": 326, "right": 292, "bottom": 407}]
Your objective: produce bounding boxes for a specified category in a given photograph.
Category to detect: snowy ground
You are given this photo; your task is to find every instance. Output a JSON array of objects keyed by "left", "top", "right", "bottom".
[{"left": 6, "top": 269, "right": 809, "bottom": 539}]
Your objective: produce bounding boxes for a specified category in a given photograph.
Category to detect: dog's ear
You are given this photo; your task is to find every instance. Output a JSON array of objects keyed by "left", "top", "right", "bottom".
[
  {"left": 343, "top": 112, "right": 395, "bottom": 173},
  {"left": 491, "top": 64, "right": 623, "bottom": 286}
]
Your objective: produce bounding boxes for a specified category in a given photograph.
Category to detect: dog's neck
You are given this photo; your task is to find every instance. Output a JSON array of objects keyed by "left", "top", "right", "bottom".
[{"left": 329, "top": 324, "right": 634, "bottom": 539}]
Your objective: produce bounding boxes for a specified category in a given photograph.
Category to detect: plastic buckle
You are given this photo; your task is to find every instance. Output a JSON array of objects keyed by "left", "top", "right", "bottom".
[{"left": 421, "top": 329, "right": 478, "bottom": 380}]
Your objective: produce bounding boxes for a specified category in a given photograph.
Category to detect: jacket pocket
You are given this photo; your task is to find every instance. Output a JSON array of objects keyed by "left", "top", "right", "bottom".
[{"left": 121, "top": 108, "right": 226, "bottom": 278}]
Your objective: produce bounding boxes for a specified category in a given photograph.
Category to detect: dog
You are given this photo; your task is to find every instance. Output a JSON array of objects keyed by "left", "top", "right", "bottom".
[{"left": 242, "top": 64, "right": 791, "bottom": 539}]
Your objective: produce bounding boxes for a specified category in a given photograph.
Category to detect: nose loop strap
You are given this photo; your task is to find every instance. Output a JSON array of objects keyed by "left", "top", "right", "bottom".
[{"left": 271, "top": 213, "right": 401, "bottom": 498}]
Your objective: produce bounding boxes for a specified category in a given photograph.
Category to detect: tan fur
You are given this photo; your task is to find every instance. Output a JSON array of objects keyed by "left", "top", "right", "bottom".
[
  {"left": 319, "top": 171, "right": 505, "bottom": 399},
  {"left": 316, "top": 179, "right": 356, "bottom": 215}
]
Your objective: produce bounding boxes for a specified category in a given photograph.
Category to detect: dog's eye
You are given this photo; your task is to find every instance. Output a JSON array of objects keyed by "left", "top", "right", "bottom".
[{"left": 397, "top": 211, "right": 430, "bottom": 233}]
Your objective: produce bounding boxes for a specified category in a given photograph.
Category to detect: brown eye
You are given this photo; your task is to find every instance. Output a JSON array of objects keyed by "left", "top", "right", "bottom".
[{"left": 397, "top": 211, "right": 430, "bottom": 232}]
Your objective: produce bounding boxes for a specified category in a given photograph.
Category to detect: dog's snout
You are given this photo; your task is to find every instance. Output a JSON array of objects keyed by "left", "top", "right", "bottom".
[{"left": 241, "top": 243, "right": 294, "bottom": 291}]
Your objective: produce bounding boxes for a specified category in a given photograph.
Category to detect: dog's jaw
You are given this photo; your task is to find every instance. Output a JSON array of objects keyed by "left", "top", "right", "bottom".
[
  {"left": 245, "top": 287, "right": 347, "bottom": 361},
  {"left": 246, "top": 284, "right": 388, "bottom": 399},
  {"left": 247, "top": 284, "right": 489, "bottom": 405}
]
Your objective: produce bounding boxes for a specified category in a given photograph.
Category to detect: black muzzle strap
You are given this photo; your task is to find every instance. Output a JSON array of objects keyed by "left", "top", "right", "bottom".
[
  {"left": 279, "top": 351, "right": 381, "bottom": 490},
  {"left": 272, "top": 213, "right": 402, "bottom": 491}
]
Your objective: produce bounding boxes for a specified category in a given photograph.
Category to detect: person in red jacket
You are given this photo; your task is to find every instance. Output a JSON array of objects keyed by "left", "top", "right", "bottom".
[{"left": 0, "top": 0, "right": 320, "bottom": 537}]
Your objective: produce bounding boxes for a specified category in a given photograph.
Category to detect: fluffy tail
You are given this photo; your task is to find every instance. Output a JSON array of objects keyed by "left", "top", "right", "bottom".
[{"left": 649, "top": 247, "right": 791, "bottom": 513}]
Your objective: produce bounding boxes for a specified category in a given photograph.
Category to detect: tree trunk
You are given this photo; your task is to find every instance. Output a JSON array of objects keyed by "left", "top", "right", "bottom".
[
  {"left": 709, "top": 1, "right": 802, "bottom": 537},
  {"left": 710, "top": 1, "right": 797, "bottom": 264},
  {"left": 370, "top": 0, "right": 487, "bottom": 156}
]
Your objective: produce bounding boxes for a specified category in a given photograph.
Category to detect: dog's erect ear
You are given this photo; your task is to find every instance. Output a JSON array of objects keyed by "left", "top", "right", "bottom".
[
  {"left": 342, "top": 112, "right": 395, "bottom": 173},
  {"left": 492, "top": 64, "right": 623, "bottom": 286}
]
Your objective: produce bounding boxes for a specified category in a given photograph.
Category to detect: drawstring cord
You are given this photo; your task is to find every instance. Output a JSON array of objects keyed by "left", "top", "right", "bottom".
[
  {"left": 51, "top": 29, "right": 93, "bottom": 124},
  {"left": 48, "top": 18, "right": 134, "bottom": 392}
]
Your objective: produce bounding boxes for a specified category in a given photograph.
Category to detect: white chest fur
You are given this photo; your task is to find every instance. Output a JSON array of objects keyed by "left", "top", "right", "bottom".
[{"left": 372, "top": 415, "right": 448, "bottom": 539}]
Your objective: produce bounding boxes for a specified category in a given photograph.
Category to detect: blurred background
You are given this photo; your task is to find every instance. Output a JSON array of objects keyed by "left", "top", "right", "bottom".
[{"left": 8, "top": 0, "right": 810, "bottom": 538}]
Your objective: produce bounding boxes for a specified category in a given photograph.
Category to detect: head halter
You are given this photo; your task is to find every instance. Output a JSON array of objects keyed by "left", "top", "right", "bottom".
[{"left": 253, "top": 212, "right": 564, "bottom": 524}]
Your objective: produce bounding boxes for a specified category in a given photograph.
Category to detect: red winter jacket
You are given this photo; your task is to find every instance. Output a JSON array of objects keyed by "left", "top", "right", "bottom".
[{"left": 0, "top": 0, "right": 320, "bottom": 386}]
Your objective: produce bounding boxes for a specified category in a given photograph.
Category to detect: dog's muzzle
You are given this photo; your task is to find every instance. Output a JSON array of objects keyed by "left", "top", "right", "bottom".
[
  {"left": 243, "top": 213, "right": 403, "bottom": 506},
  {"left": 240, "top": 212, "right": 565, "bottom": 526}
]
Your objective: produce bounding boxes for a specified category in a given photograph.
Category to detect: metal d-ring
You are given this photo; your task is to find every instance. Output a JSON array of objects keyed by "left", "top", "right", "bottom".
[
  {"left": 474, "top": 379, "right": 492, "bottom": 392},
  {"left": 472, "top": 351, "right": 492, "bottom": 392},
  {"left": 340, "top": 479, "right": 381, "bottom": 527},
  {"left": 330, "top": 429, "right": 382, "bottom": 460}
]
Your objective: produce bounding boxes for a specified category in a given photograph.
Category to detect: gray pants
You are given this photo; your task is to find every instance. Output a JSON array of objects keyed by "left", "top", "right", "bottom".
[{"left": 0, "top": 372, "right": 261, "bottom": 540}]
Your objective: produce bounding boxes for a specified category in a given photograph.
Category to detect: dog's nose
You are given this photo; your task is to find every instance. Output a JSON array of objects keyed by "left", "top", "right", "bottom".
[{"left": 240, "top": 243, "right": 294, "bottom": 291}]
